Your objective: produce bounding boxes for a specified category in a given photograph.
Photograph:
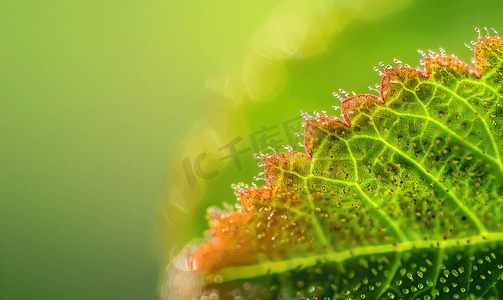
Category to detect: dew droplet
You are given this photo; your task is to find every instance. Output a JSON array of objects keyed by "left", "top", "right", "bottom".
[
  {"left": 492, "top": 27, "right": 500, "bottom": 38},
  {"left": 300, "top": 110, "right": 315, "bottom": 120},
  {"left": 333, "top": 92, "right": 344, "bottom": 101},
  {"left": 282, "top": 145, "right": 294, "bottom": 152},
  {"left": 475, "top": 27, "right": 481, "bottom": 38},
  {"left": 484, "top": 27, "right": 489, "bottom": 37},
  {"left": 339, "top": 89, "right": 350, "bottom": 98},
  {"left": 368, "top": 86, "right": 379, "bottom": 94},
  {"left": 373, "top": 67, "right": 384, "bottom": 77}
]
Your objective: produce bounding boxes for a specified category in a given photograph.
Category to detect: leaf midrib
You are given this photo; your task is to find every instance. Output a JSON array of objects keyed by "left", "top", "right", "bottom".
[{"left": 205, "top": 232, "right": 503, "bottom": 284}]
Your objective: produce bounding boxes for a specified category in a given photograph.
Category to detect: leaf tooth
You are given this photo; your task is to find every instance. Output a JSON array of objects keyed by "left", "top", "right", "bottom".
[
  {"left": 238, "top": 186, "right": 272, "bottom": 212},
  {"left": 263, "top": 151, "right": 311, "bottom": 191}
]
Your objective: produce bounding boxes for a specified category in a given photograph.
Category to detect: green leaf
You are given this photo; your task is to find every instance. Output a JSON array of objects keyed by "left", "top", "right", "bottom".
[{"left": 163, "top": 37, "right": 503, "bottom": 300}]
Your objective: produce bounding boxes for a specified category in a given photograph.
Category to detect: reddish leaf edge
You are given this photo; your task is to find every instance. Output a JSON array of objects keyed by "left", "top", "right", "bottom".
[{"left": 186, "top": 36, "right": 502, "bottom": 276}]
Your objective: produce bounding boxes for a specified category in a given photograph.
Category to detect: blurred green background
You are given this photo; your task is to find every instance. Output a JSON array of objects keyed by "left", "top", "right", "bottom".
[{"left": 1, "top": 0, "right": 503, "bottom": 299}]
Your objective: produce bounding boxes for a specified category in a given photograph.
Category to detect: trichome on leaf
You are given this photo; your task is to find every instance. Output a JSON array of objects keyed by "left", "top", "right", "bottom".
[{"left": 163, "top": 34, "right": 503, "bottom": 300}]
